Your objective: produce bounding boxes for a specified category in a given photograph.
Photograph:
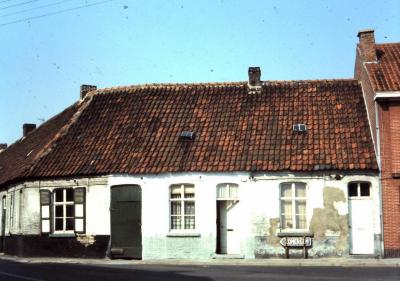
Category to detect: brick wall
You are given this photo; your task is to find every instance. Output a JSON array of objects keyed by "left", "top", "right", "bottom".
[{"left": 379, "top": 102, "right": 400, "bottom": 257}]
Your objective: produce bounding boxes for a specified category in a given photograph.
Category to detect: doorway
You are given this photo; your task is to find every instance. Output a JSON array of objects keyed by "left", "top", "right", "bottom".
[
  {"left": 0, "top": 196, "right": 6, "bottom": 253},
  {"left": 348, "top": 182, "right": 374, "bottom": 255},
  {"left": 216, "top": 183, "right": 240, "bottom": 255},
  {"left": 110, "top": 185, "right": 142, "bottom": 259}
]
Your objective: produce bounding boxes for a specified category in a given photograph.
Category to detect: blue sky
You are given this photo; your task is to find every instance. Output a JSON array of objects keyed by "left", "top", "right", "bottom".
[{"left": 0, "top": 0, "right": 399, "bottom": 145}]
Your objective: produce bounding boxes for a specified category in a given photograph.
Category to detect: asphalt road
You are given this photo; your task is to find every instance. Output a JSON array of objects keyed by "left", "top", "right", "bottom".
[{"left": 0, "top": 259, "right": 399, "bottom": 281}]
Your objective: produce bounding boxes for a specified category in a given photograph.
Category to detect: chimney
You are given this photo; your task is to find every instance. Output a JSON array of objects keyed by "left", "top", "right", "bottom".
[
  {"left": 80, "top": 84, "right": 97, "bottom": 99},
  {"left": 0, "top": 143, "right": 7, "bottom": 153},
  {"left": 23, "top": 123, "right": 36, "bottom": 137},
  {"left": 248, "top": 67, "right": 261, "bottom": 87},
  {"left": 357, "top": 29, "right": 377, "bottom": 62}
]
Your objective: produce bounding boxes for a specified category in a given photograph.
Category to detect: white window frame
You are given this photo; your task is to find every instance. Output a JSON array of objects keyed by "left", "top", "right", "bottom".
[
  {"left": 53, "top": 188, "right": 75, "bottom": 234},
  {"left": 169, "top": 184, "right": 196, "bottom": 231},
  {"left": 348, "top": 182, "right": 371, "bottom": 199},
  {"left": 279, "top": 182, "right": 307, "bottom": 231},
  {"left": 216, "top": 183, "right": 239, "bottom": 200}
]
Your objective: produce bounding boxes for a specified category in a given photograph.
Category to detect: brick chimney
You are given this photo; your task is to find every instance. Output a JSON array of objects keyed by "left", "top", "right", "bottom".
[
  {"left": 23, "top": 123, "right": 36, "bottom": 137},
  {"left": 0, "top": 143, "right": 7, "bottom": 153},
  {"left": 80, "top": 84, "right": 97, "bottom": 99},
  {"left": 248, "top": 67, "right": 261, "bottom": 87},
  {"left": 357, "top": 29, "right": 377, "bottom": 62}
]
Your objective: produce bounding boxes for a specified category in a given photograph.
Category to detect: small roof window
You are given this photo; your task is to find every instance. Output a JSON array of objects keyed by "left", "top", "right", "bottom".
[
  {"left": 293, "top": 124, "right": 307, "bottom": 133},
  {"left": 180, "top": 131, "right": 195, "bottom": 140}
]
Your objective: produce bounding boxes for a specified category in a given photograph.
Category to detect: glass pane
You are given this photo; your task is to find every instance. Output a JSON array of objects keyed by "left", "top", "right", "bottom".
[
  {"left": 360, "top": 183, "right": 370, "bottom": 197},
  {"left": 75, "top": 204, "right": 84, "bottom": 217},
  {"left": 171, "top": 216, "right": 181, "bottom": 229},
  {"left": 66, "top": 205, "right": 74, "bottom": 217},
  {"left": 66, "top": 189, "right": 74, "bottom": 202},
  {"left": 184, "top": 185, "right": 195, "bottom": 198},
  {"left": 281, "top": 183, "right": 292, "bottom": 197},
  {"left": 217, "top": 185, "right": 228, "bottom": 198},
  {"left": 296, "top": 215, "right": 307, "bottom": 229},
  {"left": 281, "top": 215, "right": 293, "bottom": 229},
  {"left": 281, "top": 200, "right": 292, "bottom": 214},
  {"left": 184, "top": 216, "right": 195, "bottom": 229},
  {"left": 184, "top": 201, "right": 195, "bottom": 215},
  {"left": 170, "top": 186, "right": 182, "bottom": 199},
  {"left": 295, "top": 183, "right": 306, "bottom": 197},
  {"left": 55, "top": 189, "right": 63, "bottom": 202},
  {"left": 55, "top": 205, "right": 63, "bottom": 217},
  {"left": 66, "top": 218, "right": 74, "bottom": 230},
  {"left": 295, "top": 201, "right": 306, "bottom": 216},
  {"left": 229, "top": 184, "right": 238, "bottom": 198},
  {"left": 75, "top": 218, "right": 84, "bottom": 232},
  {"left": 55, "top": 218, "right": 63, "bottom": 230},
  {"left": 40, "top": 190, "right": 50, "bottom": 205},
  {"left": 348, "top": 183, "right": 358, "bottom": 197},
  {"left": 171, "top": 201, "right": 181, "bottom": 215},
  {"left": 74, "top": 189, "right": 84, "bottom": 203}
]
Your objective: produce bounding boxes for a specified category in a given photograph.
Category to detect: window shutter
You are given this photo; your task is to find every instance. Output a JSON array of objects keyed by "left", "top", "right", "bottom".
[
  {"left": 40, "top": 190, "right": 51, "bottom": 234},
  {"left": 74, "top": 188, "right": 86, "bottom": 233}
]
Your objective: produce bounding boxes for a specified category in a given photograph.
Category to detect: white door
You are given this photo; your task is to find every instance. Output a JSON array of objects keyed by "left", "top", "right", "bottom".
[
  {"left": 226, "top": 201, "right": 241, "bottom": 254},
  {"left": 218, "top": 200, "right": 241, "bottom": 254},
  {"left": 349, "top": 199, "right": 374, "bottom": 254}
]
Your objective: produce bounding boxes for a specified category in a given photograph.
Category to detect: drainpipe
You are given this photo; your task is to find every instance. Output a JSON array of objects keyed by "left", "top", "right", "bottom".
[{"left": 375, "top": 102, "right": 384, "bottom": 257}]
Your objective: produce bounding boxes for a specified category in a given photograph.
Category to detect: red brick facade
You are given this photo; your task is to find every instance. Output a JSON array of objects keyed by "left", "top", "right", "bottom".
[{"left": 355, "top": 30, "right": 400, "bottom": 257}]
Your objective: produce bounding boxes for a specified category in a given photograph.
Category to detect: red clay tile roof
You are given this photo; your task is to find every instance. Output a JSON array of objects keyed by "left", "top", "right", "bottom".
[
  {"left": 0, "top": 103, "right": 80, "bottom": 187},
  {"left": 366, "top": 43, "right": 400, "bottom": 92},
  {"left": 1, "top": 79, "right": 374, "bottom": 183}
]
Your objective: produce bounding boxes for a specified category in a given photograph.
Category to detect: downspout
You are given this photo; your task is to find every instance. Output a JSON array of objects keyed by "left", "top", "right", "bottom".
[{"left": 375, "top": 101, "right": 385, "bottom": 257}]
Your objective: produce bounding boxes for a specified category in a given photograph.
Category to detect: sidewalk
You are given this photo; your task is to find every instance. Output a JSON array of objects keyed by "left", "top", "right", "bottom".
[{"left": 1, "top": 254, "right": 399, "bottom": 267}]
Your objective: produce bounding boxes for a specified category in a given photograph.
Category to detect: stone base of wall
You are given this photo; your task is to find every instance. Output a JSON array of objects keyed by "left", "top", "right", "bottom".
[
  {"left": 384, "top": 249, "right": 400, "bottom": 258},
  {"left": 3, "top": 235, "right": 110, "bottom": 258}
]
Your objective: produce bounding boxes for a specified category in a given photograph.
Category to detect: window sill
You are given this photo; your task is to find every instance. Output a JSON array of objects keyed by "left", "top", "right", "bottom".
[
  {"left": 49, "top": 233, "right": 76, "bottom": 238},
  {"left": 277, "top": 231, "right": 314, "bottom": 237},
  {"left": 167, "top": 232, "right": 201, "bottom": 238}
]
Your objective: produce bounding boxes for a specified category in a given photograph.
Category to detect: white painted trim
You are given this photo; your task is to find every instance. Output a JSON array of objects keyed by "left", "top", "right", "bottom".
[{"left": 374, "top": 92, "right": 400, "bottom": 100}]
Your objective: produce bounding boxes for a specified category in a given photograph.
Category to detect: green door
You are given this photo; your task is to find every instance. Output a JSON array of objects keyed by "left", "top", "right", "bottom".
[{"left": 110, "top": 185, "right": 142, "bottom": 259}]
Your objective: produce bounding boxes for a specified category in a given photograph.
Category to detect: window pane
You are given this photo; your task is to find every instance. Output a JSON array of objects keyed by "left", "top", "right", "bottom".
[
  {"left": 281, "top": 183, "right": 292, "bottom": 197},
  {"left": 66, "top": 189, "right": 74, "bottom": 202},
  {"left": 66, "top": 218, "right": 74, "bottom": 231},
  {"left": 295, "top": 200, "right": 306, "bottom": 216},
  {"left": 171, "top": 186, "right": 182, "bottom": 199},
  {"left": 229, "top": 184, "right": 238, "bottom": 198},
  {"left": 55, "top": 218, "right": 63, "bottom": 230},
  {"left": 295, "top": 183, "right": 306, "bottom": 197},
  {"left": 66, "top": 205, "right": 74, "bottom": 217},
  {"left": 55, "top": 205, "right": 63, "bottom": 217},
  {"left": 171, "top": 201, "right": 181, "bottom": 215},
  {"left": 55, "top": 189, "right": 63, "bottom": 202},
  {"left": 184, "top": 216, "right": 195, "bottom": 229},
  {"left": 74, "top": 188, "right": 85, "bottom": 204},
  {"left": 40, "top": 190, "right": 50, "bottom": 205},
  {"left": 184, "top": 201, "right": 195, "bottom": 215},
  {"left": 217, "top": 185, "right": 228, "bottom": 198},
  {"left": 296, "top": 215, "right": 307, "bottom": 229},
  {"left": 348, "top": 183, "right": 358, "bottom": 197},
  {"left": 171, "top": 216, "right": 181, "bottom": 229},
  {"left": 281, "top": 200, "right": 292, "bottom": 214},
  {"left": 281, "top": 215, "right": 293, "bottom": 229},
  {"left": 184, "top": 185, "right": 195, "bottom": 198},
  {"left": 360, "top": 183, "right": 370, "bottom": 197},
  {"left": 75, "top": 218, "right": 84, "bottom": 232}
]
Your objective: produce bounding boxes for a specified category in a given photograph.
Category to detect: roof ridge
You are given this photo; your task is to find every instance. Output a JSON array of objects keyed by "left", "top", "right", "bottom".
[
  {"left": 376, "top": 42, "right": 400, "bottom": 47},
  {"left": 90, "top": 78, "right": 358, "bottom": 96}
]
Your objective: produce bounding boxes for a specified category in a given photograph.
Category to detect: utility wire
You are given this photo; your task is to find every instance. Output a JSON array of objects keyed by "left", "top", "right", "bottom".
[
  {"left": 1, "top": 0, "right": 75, "bottom": 17},
  {"left": 0, "top": 0, "right": 39, "bottom": 11},
  {"left": 0, "top": 0, "right": 115, "bottom": 27}
]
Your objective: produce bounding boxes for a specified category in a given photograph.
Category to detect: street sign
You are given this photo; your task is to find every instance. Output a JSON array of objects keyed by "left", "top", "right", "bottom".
[{"left": 280, "top": 236, "right": 312, "bottom": 247}]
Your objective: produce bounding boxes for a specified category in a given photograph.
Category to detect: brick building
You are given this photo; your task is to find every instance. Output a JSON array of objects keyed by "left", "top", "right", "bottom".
[{"left": 355, "top": 29, "right": 400, "bottom": 257}]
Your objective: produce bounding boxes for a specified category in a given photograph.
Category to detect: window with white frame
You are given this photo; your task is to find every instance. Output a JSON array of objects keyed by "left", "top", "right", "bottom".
[
  {"left": 40, "top": 187, "right": 86, "bottom": 234},
  {"left": 280, "top": 182, "right": 307, "bottom": 230},
  {"left": 216, "top": 183, "right": 239, "bottom": 200},
  {"left": 348, "top": 182, "right": 370, "bottom": 198},
  {"left": 170, "top": 184, "right": 195, "bottom": 230}
]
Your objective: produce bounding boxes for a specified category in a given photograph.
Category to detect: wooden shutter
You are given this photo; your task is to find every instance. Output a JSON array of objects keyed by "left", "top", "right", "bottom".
[
  {"left": 74, "top": 188, "right": 86, "bottom": 233},
  {"left": 40, "top": 190, "right": 51, "bottom": 234}
]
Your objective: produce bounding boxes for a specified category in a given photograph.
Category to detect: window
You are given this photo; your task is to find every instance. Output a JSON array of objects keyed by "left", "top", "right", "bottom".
[
  {"left": 280, "top": 182, "right": 307, "bottom": 230},
  {"left": 348, "top": 182, "right": 370, "bottom": 198},
  {"left": 170, "top": 184, "right": 195, "bottom": 230},
  {"left": 40, "top": 187, "right": 86, "bottom": 234},
  {"left": 9, "top": 192, "right": 14, "bottom": 230},
  {"left": 217, "top": 183, "right": 239, "bottom": 200}
]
